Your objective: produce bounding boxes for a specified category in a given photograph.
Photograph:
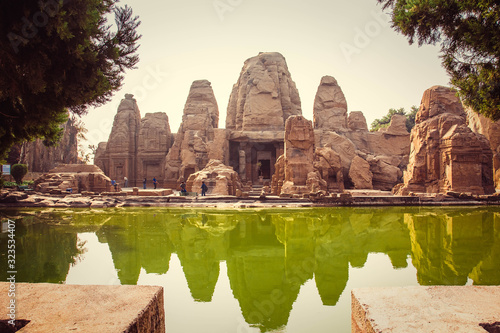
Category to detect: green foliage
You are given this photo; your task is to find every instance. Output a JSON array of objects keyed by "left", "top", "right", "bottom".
[
  {"left": 370, "top": 106, "right": 418, "bottom": 132},
  {"left": 377, "top": 0, "right": 500, "bottom": 120},
  {"left": 405, "top": 106, "right": 418, "bottom": 132},
  {"left": 0, "top": 0, "right": 142, "bottom": 159},
  {"left": 4, "top": 180, "right": 33, "bottom": 187},
  {"left": 371, "top": 107, "right": 405, "bottom": 132},
  {"left": 11, "top": 164, "right": 28, "bottom": 185}
]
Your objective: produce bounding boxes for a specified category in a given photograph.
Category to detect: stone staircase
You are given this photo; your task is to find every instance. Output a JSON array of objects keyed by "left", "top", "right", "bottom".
[{"left": 248, "top": 184, "right": 263, "bottom": 196}]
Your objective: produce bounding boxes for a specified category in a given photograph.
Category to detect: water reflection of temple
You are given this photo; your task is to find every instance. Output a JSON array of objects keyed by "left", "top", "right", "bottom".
[
  {"left": 1, "top": 208, "right": 499, "bottom": 332},
  {"left": 405, "top": 209, "right": 500, "bottom": 285}
]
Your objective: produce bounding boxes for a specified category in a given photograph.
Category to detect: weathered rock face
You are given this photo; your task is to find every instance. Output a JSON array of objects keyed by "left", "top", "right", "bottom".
[
  {"left": 280, "top": 116, "right": 317, "bottom": 195},
  {"left": 467, "top": 108, "right": 500, "bottom": 189},
  {"left": 312, "top": 76, "right": 410, "bottom": 191},
  {"left": 347, "top": 111, "right": 368, "bottom": 132},
  {"left": 314, "top": 147, "right": 344, "bottom": 192},
  {"left": 95, "top": 94, "right": 141, "bottom": 185},
  {"left": 186, "top": 159, "right": 242, "bottom": 195},
  {"left": 313, "top": 75, "right": 348, "bottom": 132},
  {"left": 164, "top": 80, "right": 222, "bottom": 188},
  {"left": 34, "top": 164, "right": 112, "bottom": 194},
  {"left": 95, "top": 94, "right": 172, "bottom": 187},
  {"left": 20, "top": 117, "right": 79, "bottom": 172},
  {"left": 137, "top": 112, "right": 172, "bottom": 183},
  {"left": 396, "top": 86, "right": 495, "bottom": 195},
  {"left": 226, "top": 52, "right": 302, "bottom": 131},
  {"left": 349, "top": 156, "right": 373, "bottom": 189}
]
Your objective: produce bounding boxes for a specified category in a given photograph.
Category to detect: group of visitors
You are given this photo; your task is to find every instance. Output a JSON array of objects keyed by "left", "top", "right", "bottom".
[
  {"left": 110, "top": 177, "right": 208, "bottom": 195},
  {"left": 179, "top": 181, "right": 208, "bottom": 196},
  {"left": 142, "top": 177, "right": 158, "bottom": 189}
]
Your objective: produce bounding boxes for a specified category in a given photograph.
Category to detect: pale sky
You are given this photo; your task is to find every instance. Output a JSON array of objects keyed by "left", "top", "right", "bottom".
[{"left": 82, "top": 0, "right": 450, "bottom": 150}]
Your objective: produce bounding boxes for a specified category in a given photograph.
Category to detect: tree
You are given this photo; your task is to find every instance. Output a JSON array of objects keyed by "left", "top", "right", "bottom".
[
  {"left": 11, "top": 164, "right": 28, "bottom": 185},
  {"left": 370, "top": 106, "right": 418, "bottom": 132},
  {"left": 377, "top": 0, "right": 500, "bottom": 120},
  {"left": 0, "top": 0, "right": 141, "bottom": 159}
]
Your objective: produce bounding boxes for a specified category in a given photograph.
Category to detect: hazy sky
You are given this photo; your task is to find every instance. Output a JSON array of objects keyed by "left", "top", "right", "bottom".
[{"left": 82, "top": 0, "right": 450, "bottom": 149}]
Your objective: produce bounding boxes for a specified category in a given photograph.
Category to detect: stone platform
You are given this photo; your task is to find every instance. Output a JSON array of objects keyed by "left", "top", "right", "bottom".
[
  {"left": 352, "top": 286, "right": 500, "bottom": 333},
  {"left": 0, "top": 283, "right": 164, "bottom": 332}
]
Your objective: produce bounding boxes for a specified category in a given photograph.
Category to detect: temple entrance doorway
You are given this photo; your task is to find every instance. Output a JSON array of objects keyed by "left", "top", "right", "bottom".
[
  {"left": 229, "top": 140, "right": 284, "bottom": 185},
  {"left": 184, "top": 167, "right": 195, "bottom": 181},
  {"left": 258, "top": 159, "right": 271, "bottom": 180}
]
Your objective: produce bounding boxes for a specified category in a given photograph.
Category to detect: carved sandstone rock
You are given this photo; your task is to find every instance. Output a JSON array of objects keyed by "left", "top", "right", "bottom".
[
  {"left": 20, "top": 117, "right": 79, "bottom": 172},
  {"left": 347, "top": 111, "right": 368, "bottom": 132},
  {"left": 95, "top": 94, "right": 172, "bottom": 187},
  {"left": 314, "top": 147, "right": 344, "bottom": 192},
  {"left": 94, "top": 94, "right": 142, "bottom": 186},
  {"left": 467, "top": 108, "right": 500, "bottom": 189},
  {"left": 34, "top": 164, "right": 112, "bottom": 194},
  {"left": 226, "top": 52, "right": 301, "bottom": 131},
  {"left": 313, "top": 75, "right": 348, "bottom": 132},
  {"left": 137, "top": 112, "right": 172, "bottom": 182},
  {"left": 164, "top": 80, "right": 220, "bottom": 188},
  {"left": 281, "top": 116, "right": 316, "bottom": 195},
  {"left": 349, "top": 156, "right": 373, "bottom": 189},
  {"left": 397, "top": 86, "right": 494, "bottom": 195},
  {"left": 186, "top": 160, "right": 242, "bottom": 195}
]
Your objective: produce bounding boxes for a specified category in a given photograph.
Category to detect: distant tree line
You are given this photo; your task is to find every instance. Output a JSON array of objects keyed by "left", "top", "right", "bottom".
[{"left": 370, "top": 106, "right": 418, "bottom": 132}]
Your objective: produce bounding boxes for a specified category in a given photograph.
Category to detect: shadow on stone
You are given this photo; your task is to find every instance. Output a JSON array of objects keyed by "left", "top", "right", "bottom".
[
  {"left": 481, "top": 322, "right": 500, "bottom": 333},
  {"left": 0, "top": 320, "right": 30, "bottom": 332}
]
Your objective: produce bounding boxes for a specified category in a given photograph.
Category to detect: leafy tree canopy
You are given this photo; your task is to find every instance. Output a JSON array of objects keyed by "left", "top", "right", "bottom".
[
  {"left": 0, "top": 0, "right": 141, "bottom": 158},
  {"left": 370, "top": 106, "right": 418, "bottom": 132},
  {"left": 377, "top": 0, "right": 500, "bottom": 120}
]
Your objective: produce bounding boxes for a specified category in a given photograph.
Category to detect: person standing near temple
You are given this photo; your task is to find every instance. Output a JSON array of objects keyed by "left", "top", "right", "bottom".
[
  {"left": 201, "top": 181, "right": 208, "bottom": 196},
  {"left": 143, "top": 178, "right": 147, "bottom": 189},
  {"left": 153, "top": 177, "right": 157, "bottom": 189},
  {"left": 124, "top": 176, "right": 128, "bottom": 188}
]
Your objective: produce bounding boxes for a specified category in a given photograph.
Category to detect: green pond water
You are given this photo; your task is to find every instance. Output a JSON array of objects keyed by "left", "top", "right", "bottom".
[{"left": 1, "top": 206, "right": 499, "bottom": 332}]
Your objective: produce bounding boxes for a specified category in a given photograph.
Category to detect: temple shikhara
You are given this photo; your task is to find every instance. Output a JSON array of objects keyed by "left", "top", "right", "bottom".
[{"left": 93, "top": 52, "right": 497, "bottom": 196}]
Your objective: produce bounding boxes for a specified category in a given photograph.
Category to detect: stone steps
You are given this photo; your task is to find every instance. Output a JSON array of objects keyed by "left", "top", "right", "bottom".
[{"left": 248, "top": 185, "right": 264, "bottom": 196}]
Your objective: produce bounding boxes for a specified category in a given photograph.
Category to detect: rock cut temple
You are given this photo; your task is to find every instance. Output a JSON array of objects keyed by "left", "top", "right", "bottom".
[{"left": 95, "top": 52, "right": 495, "bottom": 195}]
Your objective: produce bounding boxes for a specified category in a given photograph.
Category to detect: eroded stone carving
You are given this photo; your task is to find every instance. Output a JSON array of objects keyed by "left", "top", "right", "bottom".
[
  {"left": 395, "top": 86, "right": 494, "bottom": 195},
  {"left": 20, "top": 117, "right": 79, "bottom": 173},
  {"left": 186, "top": 159, "right": 242, "bottom": 195},
  {"left": 313, "top": 75, "right": 348, "bottom": 132},
  {"left": 467, "top": 108, "right": 500, "bottom": 189},
  {"left": 280, "top": 116, "right": 322, "bottom": 195},
  {"left": 95, "top": 94, "right": 172, "bottom": 187},
  {"left": 226, "top": 52, "right": 301, "bottom": 131},
  {"left": 34, "top": 164, "right": 112, "bottom": 194},
  {"left": 163, "top": 80, "right": 221, "bottom": 189}
]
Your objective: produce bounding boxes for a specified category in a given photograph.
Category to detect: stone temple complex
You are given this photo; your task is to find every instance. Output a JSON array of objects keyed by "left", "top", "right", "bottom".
[{"left": 94, "top": 52, "right": 497, "bottom": 196}]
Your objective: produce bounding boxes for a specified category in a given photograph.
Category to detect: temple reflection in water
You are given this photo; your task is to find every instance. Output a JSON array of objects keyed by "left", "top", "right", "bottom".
[{"left": 1, "top": 207, "right": 499, "bottom": 332}]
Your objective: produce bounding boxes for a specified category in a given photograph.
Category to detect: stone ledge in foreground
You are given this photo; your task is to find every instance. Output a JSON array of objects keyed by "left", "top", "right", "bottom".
[
  {"left": 352, "top": 286, "right": 500, "bottom": 333},
  {"left": 0, "top": 283, "right": 165, "bottom": 333}
]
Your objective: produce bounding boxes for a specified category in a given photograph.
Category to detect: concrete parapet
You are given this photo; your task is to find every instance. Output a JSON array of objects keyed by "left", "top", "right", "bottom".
[
  {"left": 352, "top": 286, "right": 500, "bottom": 333},
  {"left": 0, "top": 283, "right": 165, "bottom": 333}
]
